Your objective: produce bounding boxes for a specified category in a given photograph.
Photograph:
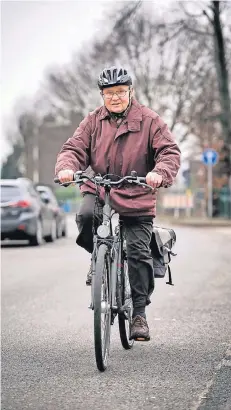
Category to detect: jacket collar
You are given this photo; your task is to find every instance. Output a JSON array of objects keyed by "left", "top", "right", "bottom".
[
  {"left": 98, "top": 98, "right": 142, "bottom": 132},
  {"left": 98, "top": 105, "right": 110, "bottom": 120}
]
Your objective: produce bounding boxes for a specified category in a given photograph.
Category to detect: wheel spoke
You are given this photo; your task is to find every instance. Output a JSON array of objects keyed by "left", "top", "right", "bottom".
[{"left": 118, "top": 254, "right": 134, "bottom": 350}]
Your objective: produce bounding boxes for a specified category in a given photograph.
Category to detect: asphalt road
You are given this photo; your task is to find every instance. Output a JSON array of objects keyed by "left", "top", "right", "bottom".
[{"left": 1, "top": 216, "right": 231, "bottom": 410}]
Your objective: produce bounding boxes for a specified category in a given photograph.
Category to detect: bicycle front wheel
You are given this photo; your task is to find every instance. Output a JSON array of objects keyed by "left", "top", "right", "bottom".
[{"left": 94, "top": 244, "right": 111, "bottom": 371}]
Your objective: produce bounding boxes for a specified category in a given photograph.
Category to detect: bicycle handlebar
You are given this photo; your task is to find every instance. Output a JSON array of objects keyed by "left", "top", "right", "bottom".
[{"left": 54, "top": 171, "right": 153, "bottom": 190}]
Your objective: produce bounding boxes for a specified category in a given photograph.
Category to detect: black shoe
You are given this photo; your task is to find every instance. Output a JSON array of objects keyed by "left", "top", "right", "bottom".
[
  {"left": 86, "top": 264, "right": 92, "bottom": 286},
  {"left": 129, "top": 315, "right": 150, "bottom": 341}
]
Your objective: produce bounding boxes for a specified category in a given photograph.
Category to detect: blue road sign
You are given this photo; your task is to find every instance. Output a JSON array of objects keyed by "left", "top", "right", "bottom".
[{"left": 202, "top": 149, "right": 219, "bottom": 166}]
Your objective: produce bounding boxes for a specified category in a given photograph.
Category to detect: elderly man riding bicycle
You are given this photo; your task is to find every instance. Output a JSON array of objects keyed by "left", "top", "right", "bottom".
[{"left": 55, "top": 66, "right": 181, "bottom": 342}]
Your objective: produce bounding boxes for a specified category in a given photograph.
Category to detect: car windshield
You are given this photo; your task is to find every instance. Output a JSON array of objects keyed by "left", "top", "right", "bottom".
[{"left": 1, "top": 185, "right": 21, "bottom": 203}]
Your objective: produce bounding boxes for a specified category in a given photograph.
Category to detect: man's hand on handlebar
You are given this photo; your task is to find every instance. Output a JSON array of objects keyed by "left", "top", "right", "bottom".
[
  {"left": 146, "top": 172, "right": 163, "bottom": 189},
  {"left": 57, "top": 169, "right": 74, "bottom": 184}
]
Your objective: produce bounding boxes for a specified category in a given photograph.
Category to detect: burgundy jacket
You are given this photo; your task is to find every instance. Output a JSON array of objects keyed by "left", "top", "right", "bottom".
[{"left": 55, "top": 98, "right": 181, "bottom": 216}]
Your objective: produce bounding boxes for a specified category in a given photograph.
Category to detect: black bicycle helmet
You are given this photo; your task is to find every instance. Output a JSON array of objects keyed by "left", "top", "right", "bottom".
[{"left": 98, "top": 66, "right": 132, "bottom": 89}]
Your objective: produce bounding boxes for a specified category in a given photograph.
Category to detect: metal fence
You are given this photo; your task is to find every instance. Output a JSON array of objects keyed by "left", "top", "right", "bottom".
[{"left": 158, "top": 188, "right": 231, "bottom": 219}]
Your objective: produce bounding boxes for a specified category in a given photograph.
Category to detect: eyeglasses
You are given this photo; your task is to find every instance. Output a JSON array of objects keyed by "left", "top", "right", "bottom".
[{"left": 102, "top": 90, "right": 129, "bottom": 100}]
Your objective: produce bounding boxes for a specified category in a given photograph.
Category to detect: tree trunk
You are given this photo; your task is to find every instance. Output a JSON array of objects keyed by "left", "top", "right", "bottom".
[{"left": 212, "top": 1, "right": 231, "bottom": 177}]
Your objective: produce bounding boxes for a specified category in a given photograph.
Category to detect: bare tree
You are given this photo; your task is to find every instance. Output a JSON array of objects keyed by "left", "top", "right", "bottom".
[
  {"left": 98, "top": 2, "right": 222, "bottom": 147},
  {"left": 172, "top": 1, "right": 231, "bottom": 178},
  {"left": 43, "top": 50, "right": 104, "bottom": 121},
  {"left": 209, "top": 2, "right": 231, "bottom": 177},
  {"left": 1, "top": 142, "right": 23, "bottom": 179}
]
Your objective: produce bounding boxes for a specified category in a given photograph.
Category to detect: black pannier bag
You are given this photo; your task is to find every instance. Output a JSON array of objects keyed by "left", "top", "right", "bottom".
[{"left": 150, "top": 226, "right": 177, "bottom": 286}]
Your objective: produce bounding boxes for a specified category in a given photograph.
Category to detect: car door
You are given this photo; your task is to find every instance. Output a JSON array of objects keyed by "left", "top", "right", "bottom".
[
  {"left": 38, "top": 190, "right": 55, "bottom": 235},
  {"left": 27, "top": 185, "right": 50, "bottom": 236}
]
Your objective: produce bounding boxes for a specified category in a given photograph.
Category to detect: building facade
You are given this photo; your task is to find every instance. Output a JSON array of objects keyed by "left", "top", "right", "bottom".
[{"left": 25, "top": 113, "right": 82, "bottom": 186}]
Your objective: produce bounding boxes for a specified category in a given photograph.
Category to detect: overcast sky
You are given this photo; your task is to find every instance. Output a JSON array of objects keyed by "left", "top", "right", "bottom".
[{"left": 1, "top": 0, "right": 111, "bottom": 160}]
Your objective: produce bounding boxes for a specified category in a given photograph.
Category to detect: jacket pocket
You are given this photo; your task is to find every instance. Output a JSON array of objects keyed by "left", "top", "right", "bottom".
[{"left": 111, "top": 186, "right": 156, "bottom": 214}]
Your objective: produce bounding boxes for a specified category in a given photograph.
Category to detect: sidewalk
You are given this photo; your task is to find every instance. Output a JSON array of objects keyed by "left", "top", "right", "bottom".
[
  {"left": 68, "top": 211, "right": 231, "bottom": 228},
  {"left": 155, "top": 215, "right": 231, "bottom": 228}
]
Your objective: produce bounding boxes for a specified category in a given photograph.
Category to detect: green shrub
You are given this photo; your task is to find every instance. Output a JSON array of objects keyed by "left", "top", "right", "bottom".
[{"left": 55, "top": 185, "right": 81, "bottom": 200}]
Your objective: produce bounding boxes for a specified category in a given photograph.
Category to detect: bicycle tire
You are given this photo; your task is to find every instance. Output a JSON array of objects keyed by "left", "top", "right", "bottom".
[
  {"left": 94, "top": 244, "right": 111, "bottom": 371},
  {"left": 118, "top": 251, "right": 134, "bottom": 350}
]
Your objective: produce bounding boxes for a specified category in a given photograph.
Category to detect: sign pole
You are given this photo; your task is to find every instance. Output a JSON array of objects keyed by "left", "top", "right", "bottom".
[
  {"left": 202, "top": 149, "right": 218, "bottom": 218},
  {"left": 208, "top": 163, "right": 213, "bottom": 218}
]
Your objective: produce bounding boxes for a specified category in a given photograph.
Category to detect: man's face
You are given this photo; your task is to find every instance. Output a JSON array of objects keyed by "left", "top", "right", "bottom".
[{"left": 101, "top": 85, "right": 133, "bottom": 113}]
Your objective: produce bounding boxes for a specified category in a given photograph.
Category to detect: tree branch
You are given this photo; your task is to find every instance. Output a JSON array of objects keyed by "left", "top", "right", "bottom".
[
  {"left": 113, "top": 1, "right": 141, "bottom": 30},
  {"left": 179, "top": 130, "right": 189, "bottom": 144},
  {"left": 202, "top": 9, "right": 214, "bottom": 25},
  {"left": 180, "top": 3, "right": 204, "bottom": 19},
  {"left": 182, "top": 22, "right": 212, "bottom": 36}
]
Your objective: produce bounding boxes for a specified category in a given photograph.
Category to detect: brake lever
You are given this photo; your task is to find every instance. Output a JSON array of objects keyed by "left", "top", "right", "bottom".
[
  {"left": 139, "top": 182, "right": 155, "bottom": 192},
  {"left": 60, "top": 181, "right": 74, "bottom": 187},
  {"left": 126, "top": 179, "right": 154, "bottom": 191}
]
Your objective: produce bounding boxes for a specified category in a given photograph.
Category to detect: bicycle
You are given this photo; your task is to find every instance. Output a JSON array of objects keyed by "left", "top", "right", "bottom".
[{"left": 54, "top": 170, "right": 152, "bottom": 371}]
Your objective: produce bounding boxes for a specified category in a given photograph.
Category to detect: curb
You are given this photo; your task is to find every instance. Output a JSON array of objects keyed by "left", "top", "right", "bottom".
[{"left": 155, "top": 218, "right": 231, "bottom": 228}]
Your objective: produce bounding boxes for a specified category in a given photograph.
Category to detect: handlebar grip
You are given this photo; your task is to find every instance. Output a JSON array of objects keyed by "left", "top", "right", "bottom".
[
  {"left": 54, "top": 177, "right": 60, "bottom": 184},
  {"left": 139, "top": 177, "right": 146, "bottom": 183}
]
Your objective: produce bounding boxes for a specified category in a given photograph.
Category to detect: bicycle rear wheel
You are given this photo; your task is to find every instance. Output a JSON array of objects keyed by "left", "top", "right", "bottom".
[
  {"left": 94, "top": 244, "right": 111, "bottom": 371},
  {"left": 118, "top": 251, "right": 134, "bottom": 350}
]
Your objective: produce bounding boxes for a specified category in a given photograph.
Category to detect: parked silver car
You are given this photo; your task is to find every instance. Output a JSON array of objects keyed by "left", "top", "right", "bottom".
[
  {"left": 0, "top": 178, "right": 57, "bottom": 245},
  {"left": 35, "top": 184, "right": 67, "bottom": 238}
]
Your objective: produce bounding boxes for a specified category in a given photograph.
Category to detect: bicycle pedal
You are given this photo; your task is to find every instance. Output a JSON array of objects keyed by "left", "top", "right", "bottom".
[{"left": 135, "top": 337, "right": 150, "bottom": 342}]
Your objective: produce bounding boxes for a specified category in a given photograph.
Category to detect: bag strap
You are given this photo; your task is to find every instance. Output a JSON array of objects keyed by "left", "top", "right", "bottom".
[
  {"left": 166, "top": 265, "right": 174, "bottom": 286},
  {"left": 164, "top": 245, "right": 177, "bottom": 257}
]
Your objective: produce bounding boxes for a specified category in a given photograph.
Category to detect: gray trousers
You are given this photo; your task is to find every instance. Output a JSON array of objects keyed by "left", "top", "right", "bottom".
[{"left": 76, "top": 194, "right": 155, "bottom": 308}]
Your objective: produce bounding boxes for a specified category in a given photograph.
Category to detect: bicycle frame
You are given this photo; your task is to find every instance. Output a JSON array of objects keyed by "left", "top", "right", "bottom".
[
  {"left": 90, "top": 184, "right": 123, "bottom": 316},
  {"left": 54, "top": 171, "right": 152, "bottom": 315}
]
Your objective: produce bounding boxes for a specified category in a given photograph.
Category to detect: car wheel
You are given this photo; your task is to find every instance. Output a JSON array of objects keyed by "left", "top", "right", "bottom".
[
  {"left": 62, "top": 224, "right": 67, "bottom": 237},
  {"left": 45, "top": 219, "right": 57, "bottom": 243},
  {"left": 29, "top": 220, "right": 43, "bottom": 246},
  {"left": 56, "top": 221, "right": 63, "bottom": 239}
]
